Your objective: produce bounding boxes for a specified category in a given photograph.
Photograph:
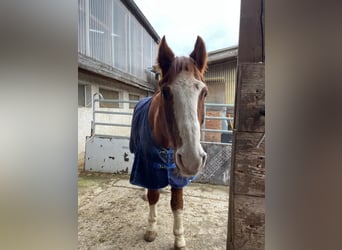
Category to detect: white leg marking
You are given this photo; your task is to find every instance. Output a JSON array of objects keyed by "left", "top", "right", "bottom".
[
  {"left": 142, "top": 188, "right": 148, "bottom": 201},
  {"left": 173, "top": 209, "right": 186, "bottom": 248},
  {"left": 147, "top": 204, "right": 157, "bottom": 232}
]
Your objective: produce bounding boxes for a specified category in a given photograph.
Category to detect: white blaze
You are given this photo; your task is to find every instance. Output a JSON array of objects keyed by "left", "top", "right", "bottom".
[{"left": 170, "top": 71, "right": 206, "bottom": 174}]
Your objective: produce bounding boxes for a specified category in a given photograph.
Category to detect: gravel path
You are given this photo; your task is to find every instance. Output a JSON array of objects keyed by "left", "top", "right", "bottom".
[{"left": 78, "top": 173, "right": 229, "bottom": 250}]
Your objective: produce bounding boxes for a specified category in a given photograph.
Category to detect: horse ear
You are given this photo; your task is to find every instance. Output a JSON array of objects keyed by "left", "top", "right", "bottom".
[
  {"left": 190, "top": 36, "right": 207, "bottom": 74},
  {"left": 157, "top": 36, "right": 175, "bottom": 77}
]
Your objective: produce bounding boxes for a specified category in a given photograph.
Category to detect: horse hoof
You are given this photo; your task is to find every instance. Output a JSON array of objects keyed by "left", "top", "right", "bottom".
[{"left": 144, "top": 231, "right": 157, "bottom": 242}]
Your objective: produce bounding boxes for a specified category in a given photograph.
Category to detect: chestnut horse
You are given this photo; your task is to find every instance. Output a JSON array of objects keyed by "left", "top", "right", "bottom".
[{"left": 129, "top": 36, "right": 208, "bottom": 250}]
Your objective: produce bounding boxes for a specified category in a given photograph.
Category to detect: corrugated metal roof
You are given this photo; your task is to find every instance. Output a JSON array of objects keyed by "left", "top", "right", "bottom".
[{"left": 207, "top": 46, "right": 238, "bottom": 64}]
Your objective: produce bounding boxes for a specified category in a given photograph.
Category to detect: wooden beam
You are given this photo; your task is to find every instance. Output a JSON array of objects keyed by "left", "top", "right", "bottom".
[
  {"left": 237, "top": 0, "right": 264, "bottom": 63},
  {"left": 227, "top": 0, "right": 265, "bottom": 247},
  {"left": 231, "top": 195, "right": 265, "bottom": 249},
  {"left": 234, "top": 132, "right": 265, "bottom": 197},
  {"left": 234, "top": 63, "right": 265, "bottom": 133}
]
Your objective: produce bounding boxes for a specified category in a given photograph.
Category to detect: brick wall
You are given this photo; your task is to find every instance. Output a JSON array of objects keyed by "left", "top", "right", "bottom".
[{"left": 204, "top": 110, "right": 222, "bottom": 142}]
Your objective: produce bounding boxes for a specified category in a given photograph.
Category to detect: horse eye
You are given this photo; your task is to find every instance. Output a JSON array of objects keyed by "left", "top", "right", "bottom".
[
  {"left": 203, "top": 90, "right": 208, "bottom": 98},
  {"left": 162, "top": 87, "right": 171, "bottom": 99}
]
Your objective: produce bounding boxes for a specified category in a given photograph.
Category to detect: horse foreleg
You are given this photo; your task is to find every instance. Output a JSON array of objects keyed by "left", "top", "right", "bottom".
[
  {"left": 144, "top": 189, "right": 160, "bottom": 242},
  {"left": 171, "top": 187, "right": 186, "bottom": 250},
  {"left": 142, "top": 188, "right": 148, "bottom": 201}
]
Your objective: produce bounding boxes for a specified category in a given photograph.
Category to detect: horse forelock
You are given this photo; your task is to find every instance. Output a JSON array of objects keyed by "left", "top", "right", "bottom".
[{"left": 159, "top": 56, "right": 204, "bottom": 87}]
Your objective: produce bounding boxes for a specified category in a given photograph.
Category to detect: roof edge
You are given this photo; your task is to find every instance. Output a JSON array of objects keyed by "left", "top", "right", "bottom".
[
  {"left": 207, "top": 46, "right": 238, "bottom": 64},
  {"left": 121, "top": 0, "right": 160, "bottom": 43},
  {"left": 78, "top": 53, "right": 156, "bottom": 92}
]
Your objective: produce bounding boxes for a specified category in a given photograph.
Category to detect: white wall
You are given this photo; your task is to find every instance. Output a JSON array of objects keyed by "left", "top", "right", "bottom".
[{"left": 78, "top": 107, "right": 92, "bottom": 169}]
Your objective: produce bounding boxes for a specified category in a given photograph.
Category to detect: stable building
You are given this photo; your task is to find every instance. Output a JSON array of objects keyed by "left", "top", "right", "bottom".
[
  {"left": 205, "top": 46, "right": 238, "bottom": 105},
  {"left": 203, "top": 46, "right": 238, "bottom": 142},
  {"left": 78, "top": 0, "right": 160, "bottom": 170}
]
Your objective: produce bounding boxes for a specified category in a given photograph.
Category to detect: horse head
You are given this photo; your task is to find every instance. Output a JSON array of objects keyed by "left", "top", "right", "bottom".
[{"left": 151, "top": 36, "right": 208, "bottom": 177}]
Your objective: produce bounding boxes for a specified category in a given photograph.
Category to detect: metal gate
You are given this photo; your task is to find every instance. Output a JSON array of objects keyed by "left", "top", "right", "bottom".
[
  {"left": 84, "top": 93, "right": 138, "bottom": 174},
  {"left": 196, "top": 103, "right": 234, "bottom": 185},
  {"left": 84, "top": 94, "right": 234, "bottom": 185}
]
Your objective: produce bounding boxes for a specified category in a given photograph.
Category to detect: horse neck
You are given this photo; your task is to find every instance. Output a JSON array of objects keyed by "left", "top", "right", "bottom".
[{"left": 148, "top": 93, "right": 173, "bottom": 148}]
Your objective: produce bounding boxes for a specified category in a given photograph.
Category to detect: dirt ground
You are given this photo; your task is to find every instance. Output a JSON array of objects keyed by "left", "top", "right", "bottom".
[{"left": 78, "top": 172, "right": 229, "bottom": 250}]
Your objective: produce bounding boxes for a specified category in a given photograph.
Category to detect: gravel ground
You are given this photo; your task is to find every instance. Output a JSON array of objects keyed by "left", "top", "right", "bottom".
[{"left": 78, "top": 173, "right": 229, "bottom": 250}]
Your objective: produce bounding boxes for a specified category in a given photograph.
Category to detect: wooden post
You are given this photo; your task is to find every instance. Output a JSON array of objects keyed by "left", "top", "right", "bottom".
[{"left": 227, "top": 0, "right": 265, "bottom": 249}]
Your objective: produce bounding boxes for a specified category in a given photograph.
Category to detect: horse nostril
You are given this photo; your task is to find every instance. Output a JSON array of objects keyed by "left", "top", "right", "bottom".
[
  {"left": 176, "top": 152, "right": 183, "bottom": 167},
  {"left": 202, "top": 155, "right": 206, "bottom": 163},
  {"left": 201, "top": 153, "right": 207, "bottom": 166},
  {"left": 176, "top": 151, "right": 206, "bottom": 174}
]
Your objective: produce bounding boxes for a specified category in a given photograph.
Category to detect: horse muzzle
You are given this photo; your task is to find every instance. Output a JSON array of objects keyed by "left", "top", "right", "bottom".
[{"left": 175, "top": 148, "right": 207, "bottom": 177}]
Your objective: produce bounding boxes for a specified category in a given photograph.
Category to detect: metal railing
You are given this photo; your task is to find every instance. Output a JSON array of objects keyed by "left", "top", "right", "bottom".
[
  {"left": 91, "top": 93, "right": 138, "bottom": 137},
  {"left": 91, "top": 94, "right": 234, "bottom": 144},
  {"left": 201, "top": 103, "right": 234, "bottom": 144}
]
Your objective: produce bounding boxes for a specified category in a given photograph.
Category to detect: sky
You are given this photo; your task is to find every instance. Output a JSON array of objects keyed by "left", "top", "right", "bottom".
[{"left": 133, "top": 0, "right": 241, "bottom": 56}]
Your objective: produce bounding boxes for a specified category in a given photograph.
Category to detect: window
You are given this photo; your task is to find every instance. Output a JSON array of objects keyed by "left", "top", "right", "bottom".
[
  {"left": 89, "top": 0, "right": 113, "bottom": 65},
  {"left": 99, "top": 88, "right": 119, "bottom": 108},
  {"left": 78, "top": 0, "right": 159, "bottom": 81},
  {"left": 78, "top": 0, "right": 87, "bottom": 54},
  {"left": 113, "top": 0, "right": 128, "bottom": 71},
  {"left": 129, "top": 94, "right": 140, "bottom": 109},
  {"left": 78, "top": 84, "right": 92, "bottom": 107},
  {"left": 78, "top": 85, "right": 85, "bottom": 107},
  {"left": 143, "top": 30, "right": 152, "bottom": 82},
  {"left": 130, "top": 16, "right": 143, "bottom": 78}
]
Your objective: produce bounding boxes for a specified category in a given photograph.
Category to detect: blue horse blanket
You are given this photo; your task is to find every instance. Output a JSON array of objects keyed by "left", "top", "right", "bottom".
[{"left": 129, "top": 97, "right": 195, "bottom": 190}]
